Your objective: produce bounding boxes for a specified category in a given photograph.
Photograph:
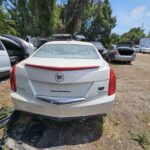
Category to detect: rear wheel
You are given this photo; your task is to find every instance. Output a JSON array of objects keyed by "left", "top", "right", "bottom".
[{"left": 107, "top": 57, "right": 112, "bottom": 63}]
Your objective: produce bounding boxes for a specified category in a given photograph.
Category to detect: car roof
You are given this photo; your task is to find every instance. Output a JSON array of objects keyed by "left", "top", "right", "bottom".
[
  {"left": 52, "top": 34, "right": 72, "bottom": 37},
  {"left": 117, "top": 42, "right": 132, "bottom": 45},
  {"left": 91, "top": 41, "right": 102, "bottom": 44},
  {"left": 0, "top": 36, "right": 20, "bottom": 47},
  {"left": 46, "top": 41, "right": 93, "bottom": 46}
]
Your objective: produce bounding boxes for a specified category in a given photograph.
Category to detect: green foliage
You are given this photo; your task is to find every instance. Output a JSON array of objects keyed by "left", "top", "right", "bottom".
[
  {"left": 130, "top": 131, "right": 150, "bottom": 150},
  {"left": 110, "top": 27, "right": 146, "bottom": 45},
  {"left": 59, "top": 0, "right": 88, "bottom": 34},
  {"left": 5, "top": 0, "right": 56, "bottom": 37},
  {"left": 110, "top": 33, "right": 120, "bottom": 45},
  {"left": 52, "top": 4, "right": 63, "bottom": 33},
  {"left": 146, "top": 31, "right": 150, "bottom": 38},
  {"left": 121, "top": 27, "right": 145, "bottom": 44},
  {"left": 0, "top": 7, "right": 17, "bottom": 35},
  {"left": 1, "top": 0, "right": 149, "bottom": 45},
  {"left": 1, "top": 0, "right": 116, "bottom": 41},
  {"left": 81, "top": 0, "right": 116, "bottom": 47}
]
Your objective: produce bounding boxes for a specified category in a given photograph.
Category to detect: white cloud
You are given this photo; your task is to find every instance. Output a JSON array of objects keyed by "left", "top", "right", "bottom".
[
  {"left": 120, "top": 6, "right": 146, "bottom": 24},
  {"left": 110, "top": 1, "right": 150, "bottom": 35}
]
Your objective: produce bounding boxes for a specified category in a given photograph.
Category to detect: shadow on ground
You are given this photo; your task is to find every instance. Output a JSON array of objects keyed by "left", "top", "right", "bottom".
[
  {"left": 7, "top": 111, "right": 104, "bottom": 149},
  {"left": 109, "top": 61, "right": 132, "bottom": 65}
]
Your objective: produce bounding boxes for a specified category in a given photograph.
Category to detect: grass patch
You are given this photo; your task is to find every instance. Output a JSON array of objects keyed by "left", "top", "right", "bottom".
[
  {"left": 142, "top": 112, "right": 150, "bottom": 125},
  {"left": 130, "top": 130, "right": 150, "bottom": 150},
  {"left": 103, "top": 117, "right": 118, "bottom": 139}
]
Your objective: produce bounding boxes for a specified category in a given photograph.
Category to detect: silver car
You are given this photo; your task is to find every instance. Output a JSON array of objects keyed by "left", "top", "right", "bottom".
[{"left": 106, "top": 42, "right": 136, "bottom": 64}]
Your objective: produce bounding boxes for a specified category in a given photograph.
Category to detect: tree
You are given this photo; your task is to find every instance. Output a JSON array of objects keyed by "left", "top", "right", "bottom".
[
  {"left": 146, "top": 30, "right": 150, "bottom": 38},
  {"left": 4, "top": 0, "right": 56, "bottom": 37},
  {"left": 4, "top": 0, "right": 87, "bottom": 36},
  {"left": 120, "top": 27, "right": 145, "bottom": 44},
  {"left": 2, "top": 0, "right": 117, "bottom": 42},
  {"left": 0, "top": 7, "right": 17, "bottom": 35},
  {"left": 59, "top": 0, "right": 88, "bottom": 34},
  {"left": 109, "top": 33, "right": 120, "bottom": 45},
  {"left": 80, "top": 0, "right": 116, "bottom": 47}
]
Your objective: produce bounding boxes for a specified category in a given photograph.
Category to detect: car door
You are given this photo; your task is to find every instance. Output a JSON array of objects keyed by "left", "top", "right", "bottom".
[{"left": 0, "top": 41, "right": 11, "bottom": 73}]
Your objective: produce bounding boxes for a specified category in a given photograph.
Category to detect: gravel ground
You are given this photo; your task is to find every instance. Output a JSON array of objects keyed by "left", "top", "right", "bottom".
[{"left": 0, "top": 53, "right": 150, "bottom": 150}]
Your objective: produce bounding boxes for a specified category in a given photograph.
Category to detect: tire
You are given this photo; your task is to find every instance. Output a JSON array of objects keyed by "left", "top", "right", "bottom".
[
  {"left": 127, "top": 61, "right": 131, "bottom": 64},
  {"left": 107, "top": 57, "right": 112, "bottom": 63}
]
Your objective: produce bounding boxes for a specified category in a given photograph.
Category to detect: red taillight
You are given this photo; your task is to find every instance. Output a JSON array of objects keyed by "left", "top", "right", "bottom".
[
  {"left": 108, "top": 68, "right": 116, "bottom": 96},
  {"left": 112, "top": 50, "right": 118, "bottom": 54},
  {"left": 10, "top": 65, "right": 17, "bottom": 92}
]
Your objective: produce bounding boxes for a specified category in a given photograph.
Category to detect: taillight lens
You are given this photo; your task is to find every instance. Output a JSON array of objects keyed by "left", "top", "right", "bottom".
[
  {"left": 10, "top": 65, "right": 17, "bottom": 92},
  {"left": 108, "top": 68, "right": 116, "bottom": 96}
]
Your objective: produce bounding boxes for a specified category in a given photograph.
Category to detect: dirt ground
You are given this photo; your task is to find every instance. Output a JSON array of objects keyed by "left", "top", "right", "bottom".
[{"left": 0, "top": 53, "right": 150, "bottom": 150}]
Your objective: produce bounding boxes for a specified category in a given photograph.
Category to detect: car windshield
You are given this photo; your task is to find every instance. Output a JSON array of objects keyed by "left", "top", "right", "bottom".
[{"left": 33, "top": 44, "right": 99, "bottom": 59}]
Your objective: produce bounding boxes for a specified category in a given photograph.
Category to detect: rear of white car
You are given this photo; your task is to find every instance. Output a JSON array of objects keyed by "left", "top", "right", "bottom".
[{"left": 10, "top": 41, "right": 116, "bottom": 119}]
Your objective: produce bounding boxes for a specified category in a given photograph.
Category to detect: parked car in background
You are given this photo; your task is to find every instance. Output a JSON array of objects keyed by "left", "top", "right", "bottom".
[
  {"left": 52, "top": 34, "right": 72, "bottom": 41},
  {"left": 0, "top": 36, "right": 23, "bottom": 66},
  {"left": 133, "top": 45, "right": 140, "bottom": 53},
  {"left": 106, "top": 42, "right": 136, "bottom": 64},
  {"left": 25, "top": 35, "right": 37, "bottom": 48},
  {"left": 10, "top": 41, "right": 116, "bottom": 119},
  {"left": 0, "top": 40, "right": 11, "bottom": 78},
  {"left": 91, "top": 41, "right": 107, "bottom": 58},
  {"left": 139, "top": 38, "right": 150, "bottom": 54},
  {"left": 3, "top": 35, "right": 35, "bottom": 56},
  {"left": 36, "top": 38, "right": 49, "bottom": 48},
  {"left": 75, "top": 35, "right": 86, "bottom": 41}
]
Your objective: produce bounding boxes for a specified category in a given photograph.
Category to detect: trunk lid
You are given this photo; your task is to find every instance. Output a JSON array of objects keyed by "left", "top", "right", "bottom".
[{"left": 16, "top": 57, "right": 109, "bottom": 99}]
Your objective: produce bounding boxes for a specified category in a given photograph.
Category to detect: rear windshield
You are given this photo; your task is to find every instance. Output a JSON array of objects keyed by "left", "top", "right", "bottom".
[{"left": 33, "top": 44, "right": 99, "bottom": 59}]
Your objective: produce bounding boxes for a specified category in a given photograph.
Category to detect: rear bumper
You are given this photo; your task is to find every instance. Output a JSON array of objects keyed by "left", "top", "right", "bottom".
[
  {"left": 113, "top": 55, "right": 135, "bottom": 61},
  {"left": 11, "top": 92, "right": 115, "bottom": 118}
]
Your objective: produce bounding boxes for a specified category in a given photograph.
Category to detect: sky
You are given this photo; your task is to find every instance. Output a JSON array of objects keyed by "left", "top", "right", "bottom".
[{"left": 110, "top": 0, "right": 150, "bottom": 35}]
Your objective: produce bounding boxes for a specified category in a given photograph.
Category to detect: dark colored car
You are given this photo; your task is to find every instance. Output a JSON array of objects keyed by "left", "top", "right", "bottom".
[
  {"left": 91, "top": 41, "right": 107, "bottom": 58},
  {"left": 0, "top": 36, "right": 24, "bottom": 65},
  {"left": 36, "top": 38, "right": 49, "bottom": 48},
  {"left": 52, "top": 34, "right": 73, "bottom": 41},
  {"left": 3, "top": 35, "right": 34, "bottom": 56}
]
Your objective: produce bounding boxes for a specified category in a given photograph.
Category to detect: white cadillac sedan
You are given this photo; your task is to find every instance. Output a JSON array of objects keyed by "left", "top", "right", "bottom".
[{"left": 10, "top": 41, "right": 116, "bottom": 119}]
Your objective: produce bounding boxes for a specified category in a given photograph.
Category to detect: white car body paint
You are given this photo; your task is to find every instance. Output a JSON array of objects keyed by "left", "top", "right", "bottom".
[
  {"left": 10, "top": 41, "right": 116, "bottom": 118},
  {"left": 140, "top": 47, "right": 150, "bottom": 53},
  {"left": 0, "top": 41, "right": 11, "bottom": 76}
]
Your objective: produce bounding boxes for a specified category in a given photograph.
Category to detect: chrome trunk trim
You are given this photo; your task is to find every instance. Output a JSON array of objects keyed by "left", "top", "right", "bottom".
[{"left": 36, "top": 96, "right": 85, "bottom": 105}]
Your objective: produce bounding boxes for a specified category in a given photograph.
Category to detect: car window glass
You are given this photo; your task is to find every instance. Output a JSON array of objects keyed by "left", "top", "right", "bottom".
[
  {"left": 0, "top": 42, "right": 4, "bottom": 50},
  {"left": 34, "top": 44, "right": 99, "bottom": 59},
  {"left": 1, "top": 40, "right": 21, "bottom": 51}
]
